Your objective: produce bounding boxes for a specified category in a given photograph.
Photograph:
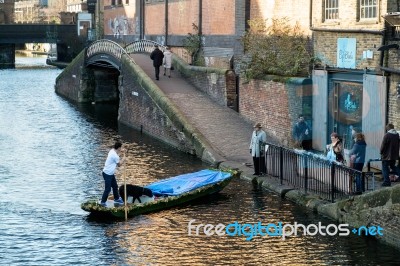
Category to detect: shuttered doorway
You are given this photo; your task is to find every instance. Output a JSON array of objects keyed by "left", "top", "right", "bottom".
[{"left": 362, "top": 74, "right": 387, "bottom": 169}]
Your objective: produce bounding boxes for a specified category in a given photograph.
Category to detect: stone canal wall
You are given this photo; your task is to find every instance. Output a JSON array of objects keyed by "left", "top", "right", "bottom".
[
  {"left": 319, "top": 186, "right": 400, "bottom": 249},
  {"left": 55, "top": 50, "right": 93, "bottom": 102},
  {"left": 119, "top": 54, "right": 223, "bottom": 165},
  {"left": 241, "top": 172, "right": 400, "bottom": 250}
]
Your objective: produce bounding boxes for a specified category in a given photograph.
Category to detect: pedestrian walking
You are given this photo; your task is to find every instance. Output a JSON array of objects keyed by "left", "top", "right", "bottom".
[
  {"left": 150, "top": 45, "right": 164, "bottom": 80},
  {"left": 100, "top": 141, "right": 125, "bottom": 207},
  {"left": 293, "top": 114, "right": 312, "bottom": 150},
  {"left": 380, "top": 123, "right": 400, "bottom": 187},
  {"left": 163, "top": 46, "right": 173, "bottom": 78},
  {"left": 249, "top": 123, "right": 267, "bottom": 175}
]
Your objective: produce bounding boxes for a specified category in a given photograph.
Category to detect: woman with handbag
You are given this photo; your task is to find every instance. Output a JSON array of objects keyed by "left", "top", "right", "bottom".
[{"left": 163, "top": 47, "right": 173, "bottom": 78}]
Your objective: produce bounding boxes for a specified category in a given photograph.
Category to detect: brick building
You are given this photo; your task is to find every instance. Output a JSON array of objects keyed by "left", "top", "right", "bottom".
[{"left": 310, "top": 0, "right": 398, "bottom": 163}]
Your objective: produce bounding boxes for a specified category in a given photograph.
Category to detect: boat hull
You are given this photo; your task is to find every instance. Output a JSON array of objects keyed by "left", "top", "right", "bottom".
[{"left": 81, "top": 172, "right": 234, "bottom": 219}]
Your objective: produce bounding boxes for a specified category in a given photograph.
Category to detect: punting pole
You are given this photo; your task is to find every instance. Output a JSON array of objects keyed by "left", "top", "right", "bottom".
[{"left": 123, "top": 149, "right": 128, "bottom": 221}]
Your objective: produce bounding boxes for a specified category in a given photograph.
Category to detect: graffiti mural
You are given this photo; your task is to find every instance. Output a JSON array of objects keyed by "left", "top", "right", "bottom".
[{"left": 108, "top": 16, "right": 135, "bottom": 38}]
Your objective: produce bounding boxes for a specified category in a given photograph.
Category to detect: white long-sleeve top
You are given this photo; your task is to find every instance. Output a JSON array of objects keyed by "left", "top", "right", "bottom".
[{"left": 249, "top": 129, "right": 267, "bottom": 157}]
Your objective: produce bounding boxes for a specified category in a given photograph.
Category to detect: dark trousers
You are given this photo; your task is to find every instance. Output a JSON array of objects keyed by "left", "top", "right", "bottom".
[
  {"left": 353, "top": 163, "right": 364, "bottom": 192},
  {"left": 101, "top": 172, "right": 120, "bottom": 203},
  {"left": 382, "top": 160, "right": 400, "bottom": 185},
  {"left": 253, "top": 156, "right": 266, "bottom": 175},
  {"left": 154, "top": 66, "right": 161, "bottom": 79}
]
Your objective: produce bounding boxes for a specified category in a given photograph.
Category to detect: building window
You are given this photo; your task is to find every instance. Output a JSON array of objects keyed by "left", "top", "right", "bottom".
[
  {"left": 360, "top": 0, "right": 377, "bottom": 19},
  {"left": 325, "top": 0, "right": 339, "bottom": 20}
]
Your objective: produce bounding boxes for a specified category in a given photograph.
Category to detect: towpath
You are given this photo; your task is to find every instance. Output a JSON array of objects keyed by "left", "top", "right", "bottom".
[{"left": 131, "top": 53, "right": 257, "bottom": 168}]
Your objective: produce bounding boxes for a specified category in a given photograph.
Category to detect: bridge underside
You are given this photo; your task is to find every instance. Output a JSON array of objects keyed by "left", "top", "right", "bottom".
[
  {"left": 88, "top": 65, "right": 121, "bottom": 103},
  {"left": 0, "top": 24, "right": 77, "bottom": 44},
  {"left": 0, "top": 24, "right": 84, "bottom": 67},
  {"left": 86, "top": 56, "right": 120, "bottom": 70}
]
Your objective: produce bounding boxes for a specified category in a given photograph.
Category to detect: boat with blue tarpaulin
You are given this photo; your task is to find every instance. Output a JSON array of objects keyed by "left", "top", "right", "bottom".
[{"left": 81, "top": 169, "right": 236, "bottom": 219}]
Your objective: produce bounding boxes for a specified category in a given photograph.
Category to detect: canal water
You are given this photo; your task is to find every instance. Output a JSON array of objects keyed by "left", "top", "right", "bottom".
[{"left": 0, "top": 56, "right": 399, "bottom": 265}]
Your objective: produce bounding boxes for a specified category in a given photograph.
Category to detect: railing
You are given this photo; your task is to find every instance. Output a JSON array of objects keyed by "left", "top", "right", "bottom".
[
  {"left": 86, "top": 39, "right": 128, "bottom": 61},
  {"left": 125, "top": 40, "right": 166, "bottom": 54},
  {"left": 264, "top": 142, "right": 375, "bottom": 202}
]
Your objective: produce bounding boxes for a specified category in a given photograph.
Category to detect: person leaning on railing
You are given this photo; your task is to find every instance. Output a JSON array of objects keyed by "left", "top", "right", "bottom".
[
  {"left": 326, "top": 132, "right": 344, "bottom": 163},
  {"left": 349, "top": 132, "right": 367, "bottom": 193},
  {"left": 293, "top": 114, "right": 312, "bottom": 151}
]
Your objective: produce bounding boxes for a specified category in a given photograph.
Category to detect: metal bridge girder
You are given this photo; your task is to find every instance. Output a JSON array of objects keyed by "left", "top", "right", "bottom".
[{"left": 85, "top": 39, "right": 165, "bottom": 70}]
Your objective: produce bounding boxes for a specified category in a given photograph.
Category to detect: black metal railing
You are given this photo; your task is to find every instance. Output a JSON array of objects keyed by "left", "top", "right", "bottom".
[
  {"left": 86, "top": 39, "right": 128, "bottom": 61},
  {"left": 264, "top": 142, "right": 375, "bottom": 202},
  {"left": 125, "top": 40, "right": 167, "bottom": 54}
]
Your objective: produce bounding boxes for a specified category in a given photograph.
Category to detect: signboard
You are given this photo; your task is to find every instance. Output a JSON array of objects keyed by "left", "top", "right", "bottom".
[
  {"left": 337, "top": 38, "right": 356, "bottom": 68},
  {"left": 87, "top": 0, "right": 96, "bottom": 14}
]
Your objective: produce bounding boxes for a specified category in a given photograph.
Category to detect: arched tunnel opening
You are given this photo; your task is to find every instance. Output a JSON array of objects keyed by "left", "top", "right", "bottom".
[
  {"left": 84, "top": 64, "right": 121, "bottom": 128},
  {"left": 91, "top": 66, "right": 121, "bottom": 104}
]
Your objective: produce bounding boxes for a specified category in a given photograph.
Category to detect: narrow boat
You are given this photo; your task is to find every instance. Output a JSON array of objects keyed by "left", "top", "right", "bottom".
[{"left": 81, "top": 169, "right": 235, "bottom": 219}]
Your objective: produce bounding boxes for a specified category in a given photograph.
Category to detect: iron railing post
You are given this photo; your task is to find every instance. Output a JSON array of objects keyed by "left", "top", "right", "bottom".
[
  {"left": 330, "top": 163, "right": 335, "bottom": 202},
  {"left": 304, "top": 155, "right": 308, "bottom": 194},
  {"left": 280, "top": 146, "right": 283, "bottom": 185}
]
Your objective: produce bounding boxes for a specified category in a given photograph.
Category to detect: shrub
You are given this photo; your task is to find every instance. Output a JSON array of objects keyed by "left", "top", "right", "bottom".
[{"left": 241, "top": 17, "right": 313, "bottom": 79}]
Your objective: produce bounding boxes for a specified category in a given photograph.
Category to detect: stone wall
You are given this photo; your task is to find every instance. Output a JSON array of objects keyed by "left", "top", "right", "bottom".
[
  {"left": 55, "top": 51, "right": 88, "bottom": 102},
  {"left": 248, "top": 172, "right": 400, "bottom": 250},
  {"left": 239, "top": 77, "right": 312, "bottom": 146},
  {"left": 319, "top": 185, "right": 400, "bottom": 250},
  {"left": 119, "top": 54, "right": 223, "bottom": 165},
  {"left": 174, "top": 56, "right": 237, "bottom": 110},
  {"left": 313, "top": 31, "right": 382, "bottom": 70},
  {"left": 387, "top": 74, "right": 400, "bottom": 129},
  {"left": 312, "top": 0, "right": 388, "bottom": 30}
]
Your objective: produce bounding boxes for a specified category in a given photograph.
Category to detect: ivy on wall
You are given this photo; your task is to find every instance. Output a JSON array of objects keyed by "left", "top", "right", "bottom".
[{"left": 241, "top": 17, "right": 314, "bottom": 79}]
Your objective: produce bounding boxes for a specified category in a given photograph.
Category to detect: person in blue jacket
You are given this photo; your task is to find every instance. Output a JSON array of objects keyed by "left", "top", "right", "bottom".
[
  {"left": 349, "top": 132, "right": 367, "bottom": 193},
  {"left": 293, "top": 114, "right": 312, "bottom": 150}
]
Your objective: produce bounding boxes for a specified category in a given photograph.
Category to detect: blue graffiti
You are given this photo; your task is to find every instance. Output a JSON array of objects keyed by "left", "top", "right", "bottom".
[{"left": 344, "top": 93, "right": 357, "bottom": 112}]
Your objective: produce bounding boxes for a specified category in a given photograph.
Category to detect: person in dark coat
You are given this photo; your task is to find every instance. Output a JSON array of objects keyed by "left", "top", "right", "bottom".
[
  {"left": 380, "top": 123, "right": 400, "bottom": 187},
  {"left": 293, "top": 114, "right": 312, "bottom": 150},
  {"left": 150, "top": 45, "right": 164, "bottom": 80},
  {"left": 349, "top": 132, "right": 367, "bottom": 193}
]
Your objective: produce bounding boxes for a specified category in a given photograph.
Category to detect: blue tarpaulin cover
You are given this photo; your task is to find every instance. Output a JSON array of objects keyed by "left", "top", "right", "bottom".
[{"left": 145, "top": 169, "right": 232, "bottom": 196}]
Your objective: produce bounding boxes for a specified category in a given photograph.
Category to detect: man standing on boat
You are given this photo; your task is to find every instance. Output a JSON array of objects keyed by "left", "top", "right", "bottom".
[
  {"left": 100, "top": 141, "right": 125, "bottom": 207},
  {"left": 249, "top": 123, "right": 267, "bottom": 176}
]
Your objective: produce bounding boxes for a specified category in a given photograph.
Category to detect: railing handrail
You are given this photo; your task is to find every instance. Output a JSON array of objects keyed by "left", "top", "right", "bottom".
[
  {"left": 125, "top": 40, "right": 166, "bottom": 54},
  {"left": 86, "top": 39, "right": 128, "bottom": 61},
  {"left": 264, "top": 141, "right": 370, "bottom": 202}
]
